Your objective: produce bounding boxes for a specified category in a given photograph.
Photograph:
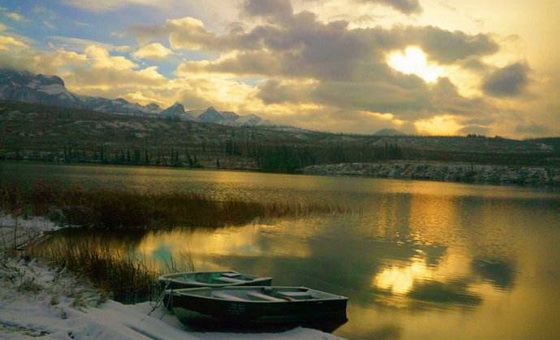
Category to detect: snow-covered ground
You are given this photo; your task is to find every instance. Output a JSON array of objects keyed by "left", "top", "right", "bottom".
[{"left": 0, "top": 215, "right": 345, "bottom": 340}]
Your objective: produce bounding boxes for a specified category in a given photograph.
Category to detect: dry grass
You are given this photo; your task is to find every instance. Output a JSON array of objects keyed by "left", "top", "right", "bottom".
[
  {"left": 2, "top": 180, "right": 350, "bottom": 302},
  {"left": 0, "top": 180, "right": 349, "bottom": 229}
]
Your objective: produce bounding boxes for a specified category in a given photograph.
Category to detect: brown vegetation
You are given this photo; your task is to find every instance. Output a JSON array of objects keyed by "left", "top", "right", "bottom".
[{"left": 0, "top": 180, "right": 348, "bottom": 229}]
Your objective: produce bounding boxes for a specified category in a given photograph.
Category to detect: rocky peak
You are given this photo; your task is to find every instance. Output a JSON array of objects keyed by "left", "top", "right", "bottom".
[
  {"left": 198, "top": 106, "right": 223, "bottom": 123},
  {"left": 146, "top": 103, "right": 161, "bottom": 111},
  {"left": 160, "top": 102, "right": 186, "bottom": 118}
]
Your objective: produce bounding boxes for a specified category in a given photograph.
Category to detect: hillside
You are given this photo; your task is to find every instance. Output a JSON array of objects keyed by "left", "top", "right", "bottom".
[{"left": 1, "top": 100, "right": 559, "bottom": 172}]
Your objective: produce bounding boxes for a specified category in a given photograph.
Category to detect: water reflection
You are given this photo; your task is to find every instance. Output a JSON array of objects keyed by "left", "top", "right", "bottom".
[
  {"left": 18, "top": 163, "right": 560, "bottom": 340},
  {"left": 472, "top": 258, "right": 516, "bottom": 290},
  {"left": 374, "top": 255, "right": 434, "bottom": 296}
]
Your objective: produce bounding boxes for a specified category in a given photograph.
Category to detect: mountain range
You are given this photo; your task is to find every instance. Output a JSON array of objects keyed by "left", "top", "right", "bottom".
[{"left": 0, "top": 68, "right": 271, "bottom": 127}]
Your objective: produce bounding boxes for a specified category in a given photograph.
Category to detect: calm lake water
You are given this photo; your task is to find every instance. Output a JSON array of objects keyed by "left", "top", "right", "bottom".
[{"left": 3, "top": 162, "right": 560, "bottom": 340}]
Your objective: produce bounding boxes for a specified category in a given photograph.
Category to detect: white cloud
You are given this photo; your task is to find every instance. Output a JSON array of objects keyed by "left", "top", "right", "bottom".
[
  {"left": 49, "top": 36, "right": 132, "bottom": 53},
  {"left": 0, "top": 6, "right": 26, "bottom": 22},
  {"left": 6, "top": 12, "right": 25, "bottom": 21},
  {"left": 0, "top": 35, "right": 28, "bottom": 50},
  {"left": 133, "top": 43, "right": 173, "bottom": 60}
]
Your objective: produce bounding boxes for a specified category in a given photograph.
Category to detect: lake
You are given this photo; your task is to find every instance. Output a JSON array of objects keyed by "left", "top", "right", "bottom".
[{"left": 2, "top": 162, "right": 560, "bottom": 340}]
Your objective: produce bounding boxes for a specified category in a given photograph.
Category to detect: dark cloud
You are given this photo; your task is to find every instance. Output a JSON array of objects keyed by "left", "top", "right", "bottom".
[
  {"left": 358, "top": 0, "right": 422, "bottom": 14},
  {"left": 242, "top": 0, "right": 293, "bottom": 21},
  {"left": 310, "top": 79, "right": 431, "bottom": 114},
  {"left": 130, "top": 2, "right": 505, "bottom": 123},
  {"left": 429, "top": 78, "right": 488, "bottom": 115},
  {"left": 482, "top": 62, "right": 529, "bottom": 97},
  {"left": 381, "top": 26, "right": 499, "bottom": 64},
  {"left": 256, "top": 79, "right": 314, "bottom": 104}
]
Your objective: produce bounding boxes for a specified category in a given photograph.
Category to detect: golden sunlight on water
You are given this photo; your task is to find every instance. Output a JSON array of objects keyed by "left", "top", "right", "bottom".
[
  {"left": 373, "top": 256, "right": 434, "bottom": 295},
  {"left": 13, "top": 164, "right": 560, "bottom": 340},
  {"left": 136, "top": 222, "right": 313, "bottom": 271}
]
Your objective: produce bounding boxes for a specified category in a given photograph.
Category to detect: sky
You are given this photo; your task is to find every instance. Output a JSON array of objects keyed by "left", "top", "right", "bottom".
[{"left": 0, "top": 0, "right": 558, "bottom": 138}]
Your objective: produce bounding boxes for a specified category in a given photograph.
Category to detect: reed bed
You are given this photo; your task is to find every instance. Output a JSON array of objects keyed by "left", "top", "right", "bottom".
[
  {"left": 0, "top": 180, "right": 349, "bottom": 229},
  {"left": 3, "top": 180, "right": 350, "bottom": 302}
]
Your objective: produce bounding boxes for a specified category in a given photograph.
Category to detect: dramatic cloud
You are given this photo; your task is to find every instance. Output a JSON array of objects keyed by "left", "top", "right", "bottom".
[
  {"left": 482, "top": 62, "right": 529, "bottom": 97},
  {"left": 132, "top": 43, "right": 173, "bottom": 60},
  {"left": 384, "top": 26, "right": 500, "bottom": 64},
  {"left": 167, "top": 17, "right": 218, "bottom": 50},
  {"left": 1, "top": 0, "right": 552, "bottom": 137},
  {"left": 256, "top": 79, "right": 316, "bottom": 104},
  {"left": 162, "top": 5, "right": 501, "bottom": 124}
]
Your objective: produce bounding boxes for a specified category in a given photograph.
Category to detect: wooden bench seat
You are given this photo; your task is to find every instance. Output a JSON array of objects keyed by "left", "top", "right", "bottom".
[
  {"left": 246, "top": 292, "right": 285, "bottom": 302},
  {"left": 212, "top": 292, "right": 247, "bottom": 301},
  {"left": 214, "top": 277, "right": 246, "bottom": 284},
  {"left": 278, "top": 291, "right": 312, "bottom": 298}
]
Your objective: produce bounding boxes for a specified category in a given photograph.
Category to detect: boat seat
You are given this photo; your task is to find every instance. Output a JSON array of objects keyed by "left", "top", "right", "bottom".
[
  {"left": 277, "top": 291, "right": 312, "bottom": 299},
  {"left": 221, "top": 272, "right": 240, "bottom": 278},
  {"left": 246, "top": 292, "right": 285, "bottom": 302},
  {"left": 213, "top": 292, "right": 247, "bottom": 301},
  {"left": 214, "top": 277, "right": 246, "bottom": 284}
]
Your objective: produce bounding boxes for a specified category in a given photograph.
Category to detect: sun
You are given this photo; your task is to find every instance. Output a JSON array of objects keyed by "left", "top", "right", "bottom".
[{"left": 387, "top": 46, "right": 444, "bottom": 83}]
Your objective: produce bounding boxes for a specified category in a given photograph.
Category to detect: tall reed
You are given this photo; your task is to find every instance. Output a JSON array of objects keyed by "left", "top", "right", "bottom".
[{"left": 1, "top": 180, "right": 350, "bottom": 229}]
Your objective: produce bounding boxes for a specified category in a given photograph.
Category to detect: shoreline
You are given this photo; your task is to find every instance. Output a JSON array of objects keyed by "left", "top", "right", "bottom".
[
  {"left": 4, "top": 159, "right": 560, "bottom": 189},
  {"left": 301, "top": 160, "right": 560, "bottom": 188}
]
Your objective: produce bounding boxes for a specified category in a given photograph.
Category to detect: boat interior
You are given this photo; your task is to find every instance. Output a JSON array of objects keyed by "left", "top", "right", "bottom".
[
  {"left": 177, "top": 286, "right": 343, "bottom": 302},
  {"left": 168, "top": 271, "right": 258, "bottom": 284}
]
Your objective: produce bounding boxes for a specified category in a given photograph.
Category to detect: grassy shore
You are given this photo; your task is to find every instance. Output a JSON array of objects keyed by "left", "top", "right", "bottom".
[{"left": 1, "top": 180, "right": 349, "bottom": 302}]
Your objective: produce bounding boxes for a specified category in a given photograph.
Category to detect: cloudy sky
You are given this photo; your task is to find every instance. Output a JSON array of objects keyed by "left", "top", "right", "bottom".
[{"left": 1, "top": 0, "right": 558, "bottom": 137}]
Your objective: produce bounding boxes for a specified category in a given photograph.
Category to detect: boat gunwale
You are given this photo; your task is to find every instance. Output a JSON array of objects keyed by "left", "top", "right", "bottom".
[
  {"left": 169, "top": 286, "right": 349, "bottom": 304},
  {"left": 158, "top": 271, "right": 273, "bottom": 287}
]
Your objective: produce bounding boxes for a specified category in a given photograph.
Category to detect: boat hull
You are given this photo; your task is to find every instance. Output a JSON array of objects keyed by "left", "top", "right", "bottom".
[{"left": 169, "top": 287, "right": 348, "bottom": 325}]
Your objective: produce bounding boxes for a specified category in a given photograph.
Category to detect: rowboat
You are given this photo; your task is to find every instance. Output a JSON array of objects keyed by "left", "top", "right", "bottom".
[
  {"left": 167, "top": 286, "right": 348, "bottom": 325},
  {"left": 158, "top": 271, "right": 272, "bottom": 289}
]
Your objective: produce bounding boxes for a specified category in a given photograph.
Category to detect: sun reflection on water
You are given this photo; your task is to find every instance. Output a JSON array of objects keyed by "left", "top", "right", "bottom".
[{"left": 373, "top": 256, "right": 434, "bottom": 295}]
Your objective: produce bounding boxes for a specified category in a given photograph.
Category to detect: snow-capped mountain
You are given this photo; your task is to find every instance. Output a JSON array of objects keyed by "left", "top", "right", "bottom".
[
  {"left": 159, "top": 102, "right": 186, "bottom": 119},
  {"left": 0, "top": 68, "right": 272, "bottom": 127},
  {"left": 176, "top": 106, "right": 271, "bottom": 127},
  {"left": 0, "top": 69, "right": 159, "bottom": 116},
  {"left": 373, "top": 128, "right": 406, "bottom": 136},
  {"left": 0, "top": 69, "right": 83, "bottom": 106}
]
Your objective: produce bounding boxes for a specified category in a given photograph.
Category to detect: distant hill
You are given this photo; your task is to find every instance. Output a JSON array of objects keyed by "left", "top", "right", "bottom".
[
  {"left": 1, "top": 100, "right": 559, "bottom": 172},
  {"left": 531, "top": 137, "right": 560, "bottom": 150},
  {"left": 373, "top": 128, "right": 406, "bottom": 136}
]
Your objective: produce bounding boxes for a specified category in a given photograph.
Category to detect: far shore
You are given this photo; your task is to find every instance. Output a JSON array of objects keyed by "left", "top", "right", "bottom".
[{"left": 300, "top": 160, "right": 560, "bottom": 188}]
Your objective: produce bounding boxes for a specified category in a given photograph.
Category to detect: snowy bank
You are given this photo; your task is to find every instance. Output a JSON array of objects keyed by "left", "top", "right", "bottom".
[{"left": 0, "top": 217, "right": 345, "bottom": 340}]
